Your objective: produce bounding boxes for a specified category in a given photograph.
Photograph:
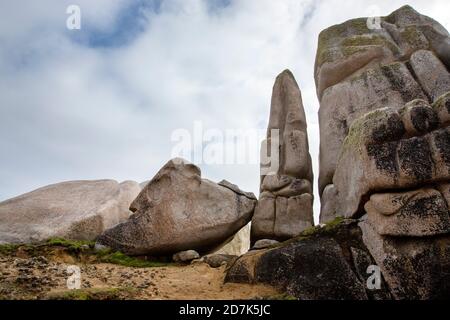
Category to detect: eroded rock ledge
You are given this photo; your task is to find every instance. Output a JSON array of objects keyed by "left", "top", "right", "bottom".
[{"left": 226, "top": 218, "right": 450, "bottom": 300}]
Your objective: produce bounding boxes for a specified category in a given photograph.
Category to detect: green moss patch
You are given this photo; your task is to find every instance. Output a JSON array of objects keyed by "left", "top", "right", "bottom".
[
  {"left": 0, "top": 238, "right": 170, "bottom": 268},
  {"left": 317, "top": 18, "right": 372, "bottom": 65},
  {"left": 46, "top": 238, "right": 94, "bottom": 252},
  {"left": 301, "top": 216, "right": 346, "bottom": 237},
  {"left": 269, "top": 217, "right": 347, "bottom": 250},
  {"left": 322, "top": 216, "right": 346, "bottom": 232},
  {"left": 433, "top": 92, "right": 450, "bottom": 114},
  {"left": 46, "top": 287, "right": 137, "bottom": 300},
  {"left": 342, "top": 35, "right": 400, "bottom": 55},
  {"left": 400, "top": 26, "right": 428, "bottom": 49},
  {"left": 0, "top": 243, "right": 21, "bottom": 255},
  {"left": 95, "top": 250, "right": 169, "bottom": 268}
]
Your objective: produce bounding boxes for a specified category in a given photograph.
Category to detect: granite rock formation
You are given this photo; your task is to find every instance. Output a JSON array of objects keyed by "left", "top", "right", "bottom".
[
  {"left": 97, "top": 158, "right": 256, "bottom": 256},
  {"left": 321, "top": 5, "right": 450, "bottom": 299},
  {"left": 316, "top": 5, "right": 450, "bottom": 223},
  {"left": 226, "top": 220, "right": 393, "bottom": 300},
  {"left": 226, "top": 5, "right": 450, "bottom": 300},
  {"left": 2, "top": 4, "right": 450, "bottom": 301},
  {"left": 320, "top": 7, "right": 450, "bottom": 298},
  {"left": 0, "top": 180, "right": 141, "bottom": 243},
  {"left": 226, "top": 216, "right": 450, "bottom": 300},
  {"left": 251, "top": 70, "right": 314, "bottom": 243}
]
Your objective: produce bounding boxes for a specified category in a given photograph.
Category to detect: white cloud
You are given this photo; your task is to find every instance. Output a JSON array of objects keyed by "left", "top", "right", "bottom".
[{"left": 1, "top": 0, "right": 450, "bottom": 223}]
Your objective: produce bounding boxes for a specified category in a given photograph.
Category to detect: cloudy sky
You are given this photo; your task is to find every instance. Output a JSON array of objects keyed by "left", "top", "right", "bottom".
[{"left": 1, "top": 0, "right": 449, "bottom": 222}]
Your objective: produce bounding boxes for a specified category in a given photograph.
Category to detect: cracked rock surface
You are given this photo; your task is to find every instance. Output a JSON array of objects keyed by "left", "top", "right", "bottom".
[{"left": 316, "top": 5, "right": 450, "bottom": 223}]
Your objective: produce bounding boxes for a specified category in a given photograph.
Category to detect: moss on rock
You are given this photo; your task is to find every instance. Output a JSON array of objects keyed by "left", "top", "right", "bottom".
[
  {"left": 96, "top": 250, "right": 169, "bottom": 268},
  {"left": 0, "top": 243, "right": 21, "bottom": 255},
  {"left": 433, "top": 92, "right": 450, "bottom": 114},
  {"left": 317, "top": 18, "right": 378, "bottom": 67},
  {"left": 46, "top": 238, "right": 94, "bottom": 252}
]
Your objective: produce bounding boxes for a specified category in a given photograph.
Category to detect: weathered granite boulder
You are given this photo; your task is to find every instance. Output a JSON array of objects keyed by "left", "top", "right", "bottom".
[
  {"left": 173, "top": 250, "right": 200, "bottom": 263},
  {"left": 97, "top": 158, "right": 256, "bottom": 256},
  {"left": 0, "top": 180, "right": 141, "bottom": 243},
  {"left": 227, "top": 217, "right": 450, "bottom": 299},
  {"left": 226, "top": 219, "right": 392, "bottom": 300},
  {"left": 334, "top": 99, "right": 450, "bottom": 218},
  {"left": 410, "top": 50, "right": 450, "bottom": 101},
  {"left": 251, "top": 239, "right": 280, "bottom": 250},
  {"left": 316, "top": 5, "right": 450, "bottom": 222},
  {"left": 309, "top": 5, "right": 450, "bottom": 300},
  {"left": 203, "top": 254, "right": 237, "bottom": 268},
  {"left": 252, "top": 70, "right": 314, "bottom": 243},
  {"left": 359, "top": 219, "right": 450, "bottom": 299},
  {"left": 365, "top": 188, "right": 450, "bottom": 237}
]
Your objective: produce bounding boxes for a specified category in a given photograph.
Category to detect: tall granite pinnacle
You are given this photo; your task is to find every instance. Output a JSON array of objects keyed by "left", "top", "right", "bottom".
[{"left": 251, "top": 70, "right": 314, "bottom": 243}]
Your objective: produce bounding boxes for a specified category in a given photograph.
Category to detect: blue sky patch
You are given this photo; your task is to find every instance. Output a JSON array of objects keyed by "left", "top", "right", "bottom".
[{"left": 68, "top": 0, "right": 163, "bottom": 48}]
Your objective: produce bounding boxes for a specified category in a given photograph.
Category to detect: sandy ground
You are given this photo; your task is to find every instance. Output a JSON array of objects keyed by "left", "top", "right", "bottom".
[{"left": 0, "top": 250, "right": 279, "bottom": 300}]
